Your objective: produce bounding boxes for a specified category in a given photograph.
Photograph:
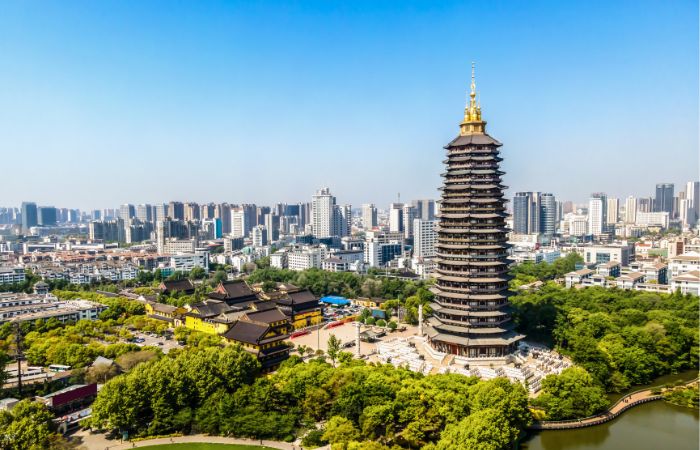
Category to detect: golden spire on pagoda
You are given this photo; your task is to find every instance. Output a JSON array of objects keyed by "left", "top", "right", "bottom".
[{"left": 460, "top": 62, "right": 486, "bottom": 135}]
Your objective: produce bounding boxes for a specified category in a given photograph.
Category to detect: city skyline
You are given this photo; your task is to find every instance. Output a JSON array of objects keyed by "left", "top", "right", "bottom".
[{"left": 0, "top": 1, "right": 697, "bottom": 209}]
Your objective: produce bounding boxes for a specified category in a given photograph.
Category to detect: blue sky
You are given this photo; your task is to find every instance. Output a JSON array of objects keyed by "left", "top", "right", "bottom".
[{"left": 0, "top": 0, "right": 697, "bottom": 210}]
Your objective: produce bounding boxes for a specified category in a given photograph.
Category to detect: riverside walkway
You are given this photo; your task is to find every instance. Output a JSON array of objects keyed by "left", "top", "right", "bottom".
[
  {"left": 72, "top": 430, "right": 327, "bottom": 450},
  {"left": 530, "top": 378, "right": 698, "bottom": 430}
]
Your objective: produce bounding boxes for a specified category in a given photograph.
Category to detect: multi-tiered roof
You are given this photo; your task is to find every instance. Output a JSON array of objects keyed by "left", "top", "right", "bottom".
[{"left": 426, "top": 64, "right": 525, "bottom": 359}]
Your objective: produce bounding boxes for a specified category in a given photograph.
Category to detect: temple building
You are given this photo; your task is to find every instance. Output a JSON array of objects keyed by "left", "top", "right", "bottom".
[{"left": 425, "top": 64, "right": 525, "bottom": 362}]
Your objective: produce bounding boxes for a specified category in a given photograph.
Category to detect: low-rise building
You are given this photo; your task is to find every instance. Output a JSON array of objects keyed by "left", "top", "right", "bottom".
[
  {"left": 615, "top": 272, "right": 645, "bottom": 290},
  {"left": 669, "top": 252, "right": 700, "bottom": 277},
  {"left": 670, "top": 270, "right": 700, "bottom": 296},
  {"left": 0, "top": 267, "right": 26, "bottom": 285},
  {"left": 565, "top": 268, "right": 594, "bottom": 288}
]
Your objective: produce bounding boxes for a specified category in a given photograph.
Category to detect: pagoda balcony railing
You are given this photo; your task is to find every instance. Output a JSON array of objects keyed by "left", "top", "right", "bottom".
[
  {"left": 434, "top": 253, "right": 510, "bottom": 260},
  {"left": 436, "top": 285, "right": 509, "bottom": 294},
  {"left": 434, "top": 316, "right": 510, "bottom": 327},
  {"left": 434, "top": 299, "right": 509, "bottom": 309},
  {"left": 436, "top": 268, "right": 509, "bottom": 277},
  {"left": 438, "top": 206, "right": 507, "bottom": 212}
]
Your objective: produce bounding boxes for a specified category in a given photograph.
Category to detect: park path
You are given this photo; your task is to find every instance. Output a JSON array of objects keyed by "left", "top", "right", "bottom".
[
  {"left": 531, "top": 378, "right": 698, "bottom": 430},
  {"left": 73, "top": 430, "right": 330, "bottom": 450}
]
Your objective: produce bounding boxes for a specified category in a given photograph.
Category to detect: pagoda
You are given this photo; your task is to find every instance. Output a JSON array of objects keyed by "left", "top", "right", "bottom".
[{"left": 425, "top": 64, "right": 525, "bottom": 362}]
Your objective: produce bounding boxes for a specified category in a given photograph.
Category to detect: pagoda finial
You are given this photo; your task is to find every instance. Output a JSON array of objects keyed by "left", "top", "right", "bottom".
[{"left": 460, "top": 62, "right": 486, "bottom": 135}]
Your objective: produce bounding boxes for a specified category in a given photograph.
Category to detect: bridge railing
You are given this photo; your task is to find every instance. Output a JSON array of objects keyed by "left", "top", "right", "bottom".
[{"left": 531, "top": 377, "right": 698, "bottom": 429}]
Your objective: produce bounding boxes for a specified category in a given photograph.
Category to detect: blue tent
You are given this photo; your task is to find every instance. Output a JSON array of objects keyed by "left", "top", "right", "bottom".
[{"left": 320, "top": 296, "right": 351, "bottom": 306}]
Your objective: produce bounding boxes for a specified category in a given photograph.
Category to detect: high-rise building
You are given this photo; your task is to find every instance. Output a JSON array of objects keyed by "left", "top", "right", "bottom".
[
  {"left": 686, "top": 181, "right": 700, "bottom": 222},
  {"left": 402, "top": 204, "right": 415, "bottom": 239},
  {"left": 217, "top": 203, "right": 232, "bottom": 234},
  {"left": 540, "top": 193, "right": 557, "bottom": 238},
  {"left": 184, "top": 202, "right": 200, "bottom": 221},
  {"left": 251, "top": 225, "right": 267, "bottom": 247},
  {"left": 413, "top": 219, "right": 437, "bottom": 258},
  {"left": 624, "top": 196, "right": 637, "bottom": 224},
  {"left": 638, "top": 197, "right": 653, "bottom": 213},
  {"left": 588, "top": 193, "right": 607, "bottom": 237},
  {"left": 512, "top": 192, "right": 555, "bottom": 238},
  {"left": 362, "top": 204, "right": 377, "bottom": 229},
  {"left": 37, "top": 206, "right": 57, "bottom": 226},
  {"left": 412, "top": 199, "right": 436, "bottom": 220},
  {"left": 311, "top": 187, "right": 336, "bottom": 238},
  {"left": 154, "top": 204, "right": 168, "bottom": 222},
  {"left": 119, "top": 204, "right": 135, "bottom": 220},
  {"left": 22, "top": 202, "right": 39, "bottom": 233},
  {"left": 654, "top": 183, "right": 674, "bottom": 214},
  {"left": 264, "top": 213, "right": 280, "bottom": 242},
  {"left": 389, "top": 203, "right": 404, "bottom": 233},
  {"left": 606, "top": 198, "right": 619, "bottom": 225},
  {"left": 426, "top": 67, "right": 524, "bottom": 359},
  {"left": 231, "top": 209, "right": 248, "bottom": 238},
  {"left": 334, "top": 204, "right": 352, "bottom": 237},
  {"left": 169, "top": 201, "right": 185, "bottom": 220},
  {"left": 136, "top": 204, "right": 152, "bottom": 222}
]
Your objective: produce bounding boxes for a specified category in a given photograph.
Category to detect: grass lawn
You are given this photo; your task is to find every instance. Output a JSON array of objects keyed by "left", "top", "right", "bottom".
[{"left": 139, "top": 444, "right": 278, "bottom": 450}]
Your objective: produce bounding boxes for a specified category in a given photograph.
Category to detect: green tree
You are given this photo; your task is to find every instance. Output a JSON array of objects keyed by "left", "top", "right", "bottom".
[
  {"left": 327, "top": 334, "right": 342, "bottom": 366},
  {"left": 0, "top": 400, "right": 58, "bottom": 450},
  {"left": 534, "top": 367, "right": 609, "bottom": 420},
  {"left": 322, "top": 416, "right": 360, "bottom": 449},
  {"left": 433, "top": 408, "right": 517, "bottom": 450}
]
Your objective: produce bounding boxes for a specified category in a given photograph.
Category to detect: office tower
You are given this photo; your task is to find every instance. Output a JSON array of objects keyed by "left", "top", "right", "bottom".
[
  {"left": 413, "top": 219, "right": 437, "bottom": 258},
  {"left": 624, "top": 196, "right": 637, "bottom": 223},
  {"left": 426, "top": 67, "right": 523, "bottom": 359},
  {"left": 654, "top": 183, "right": 674, "bottom": 214},
  {"left": 606, "top": 198, "right": 619, "bottom": 225},
  {"left": 389, "top": 203, "right": 404, "bottom": 233},
  {"left": 264, "top": 213, "right": 280, "bottom": 242},
  {"left": 311, "top": 187, "right": 336, "bottom": 238},
  {"left": 362, "top": 203, "right": 377, "bottom": 229},
  {"left": 512, "top": 192, "right": 548, "bottom": 235},
  {"left": 92, "top": 210, "right": 102, "bottom": 221},
  {"left": 588, "top": 193, "right": 607, "bottom": 237},
  {"left": 412, "top": 199, "right": 436, "bottom": 220},
  {"left": 21, "top": 202, "right": 38, "bottom": 231},
  {"left": 119, "top": 204, "right": 136, "bottom": 220},
  {"left": 513, "top": 193, "right": 531, "bottom": 234},
  {"left": 135, "top": 204, "right": 152, "bottom": 222},
  {"left": 37, "top": 206, "right": 57, "bottom": 226},
  {"left": 540, "top": 193, "right": 557, "bottom": 238}
]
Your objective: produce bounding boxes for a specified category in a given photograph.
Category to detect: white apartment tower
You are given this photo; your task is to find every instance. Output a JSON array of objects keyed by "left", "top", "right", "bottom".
[
  {"left": 588, "top": 193, "right": 607, "bottom": 237},
  {"left": 413, "top": 219, "right": 438, "bottom": 258},
  {"left": 606, "top": 198, "right": 619, "bottom": 225},
  {"left": 312, "top": 187, "right": 336, "bottom": 238},
  {"left": 389, "top": 203, "right": 404, "bottom": 233},
  {"left": 624, "top": 196, "right": 637, "bottom": 224}
]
